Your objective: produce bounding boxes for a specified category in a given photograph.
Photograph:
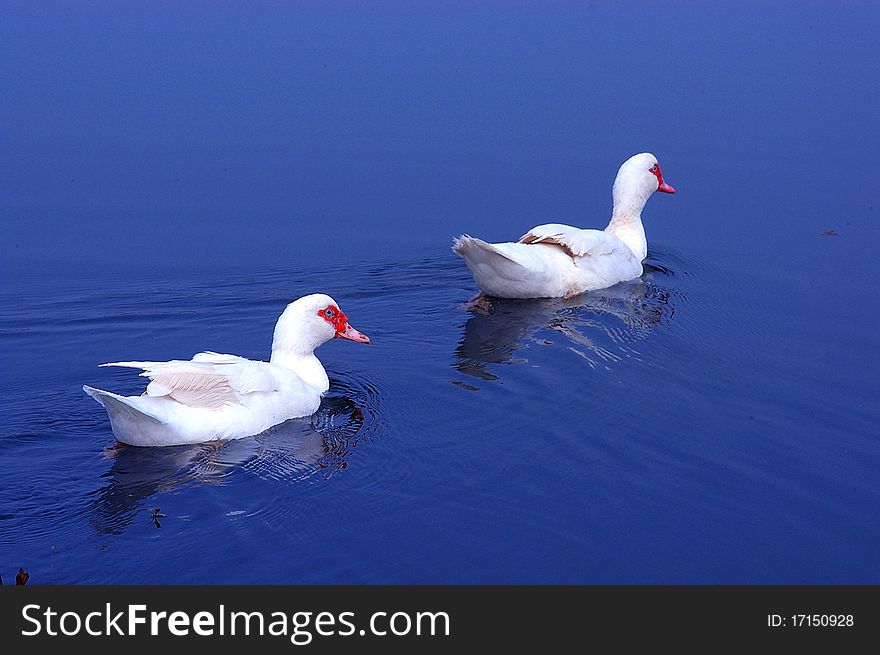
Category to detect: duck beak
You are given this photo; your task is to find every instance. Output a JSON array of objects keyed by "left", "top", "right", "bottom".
[
  {"left": 336, "top": 323, "right": 371, "bottom": 343},
  {"left": 657, "top": 180, "right": 676, "bottom": 194}
]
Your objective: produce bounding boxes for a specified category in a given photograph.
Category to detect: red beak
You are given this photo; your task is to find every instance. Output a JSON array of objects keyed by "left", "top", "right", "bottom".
[
  {"left": 657, "top": 180, "right": 676, "bottom": 194},
  {"left": 336, "top": 323, "right": 370, "bottom": 343}
]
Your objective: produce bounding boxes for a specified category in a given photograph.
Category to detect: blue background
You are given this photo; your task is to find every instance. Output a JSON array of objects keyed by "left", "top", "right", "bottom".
[{"left": 1, "top": 1, "right": 879, "bottom": 583}]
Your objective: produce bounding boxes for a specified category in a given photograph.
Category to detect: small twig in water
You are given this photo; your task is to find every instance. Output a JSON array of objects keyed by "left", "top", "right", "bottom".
[{"left": 149, "top": 508, "right": 166, "bottom": 529}]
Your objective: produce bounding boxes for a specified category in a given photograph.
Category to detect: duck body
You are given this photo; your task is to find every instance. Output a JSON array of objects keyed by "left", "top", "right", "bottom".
[
  {"left": 454, "top": 153, "right": 675, "bottom": 299},
  {"left": 84, "top": 355, "right": 322, "bottom": 447},
  {"left": 453, "top": 225, "right": 642, "bottom": 300},
  {"left": 84, "top": 294, "right": 370, "bottom": 447}
]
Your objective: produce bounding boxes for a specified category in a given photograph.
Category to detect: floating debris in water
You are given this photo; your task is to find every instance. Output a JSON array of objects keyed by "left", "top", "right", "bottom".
[
  {"left": 820, "top": 229, "right": 839, "bottom": 236},
  {"left": 149, "top": 507, "right": 166, "bottom": 529}
]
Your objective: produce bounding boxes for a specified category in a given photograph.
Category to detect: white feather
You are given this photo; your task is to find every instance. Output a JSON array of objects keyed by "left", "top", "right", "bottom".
[{"left": 518, "top": 224, "right": 616, "bottom": 258}]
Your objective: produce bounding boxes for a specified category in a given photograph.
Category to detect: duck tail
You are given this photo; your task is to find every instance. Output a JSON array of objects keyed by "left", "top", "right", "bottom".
[
  {"left": 452, "top": 234, "right": 518, "bottom": 262},
  {"left": 83, "top": 385, "right": 165, "bottom": 445},
  {"left": 453, "top": 235, "right": 546, "bottom": 298}
]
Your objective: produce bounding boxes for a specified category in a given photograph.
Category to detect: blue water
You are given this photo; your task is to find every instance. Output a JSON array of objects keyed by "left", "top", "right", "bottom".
[{"left": 2, "top": 3, "right": 879, "bottom": 583}]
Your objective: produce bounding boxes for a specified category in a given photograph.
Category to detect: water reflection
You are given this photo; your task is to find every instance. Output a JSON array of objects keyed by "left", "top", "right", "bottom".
[
  {"left": 88, "top": 387, "right": 367, "bottom": 535},
  {"left": 452, "top": 266, "right": 678, "bottom": 382}
]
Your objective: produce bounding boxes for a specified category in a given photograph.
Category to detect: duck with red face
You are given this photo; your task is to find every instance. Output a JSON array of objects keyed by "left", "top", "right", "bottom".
[
  {"left": 83, "top": 293, "right": 370, "bottom": 447},
  {"left": 318, "top": 304, "right": 371, "bottom": 343},
  {"left": 453, "top": 152, "right": 676, "bottom": 299},
  {"left": 648, "top": 161, "right": 676, "bottom": 194}
]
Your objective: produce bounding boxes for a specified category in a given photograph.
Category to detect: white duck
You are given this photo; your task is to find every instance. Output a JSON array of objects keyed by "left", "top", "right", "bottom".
[
  {"left": 83, "top": 294, "right": 370, "bottom": 447},
  {"left": 453, "top": 152, "right": 675, "bottom": 299}
]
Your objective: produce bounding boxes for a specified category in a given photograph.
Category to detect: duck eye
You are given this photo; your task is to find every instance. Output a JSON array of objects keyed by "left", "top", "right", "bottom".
[{"left": 325, "top": 308, "right": 335, "bottom": 317}]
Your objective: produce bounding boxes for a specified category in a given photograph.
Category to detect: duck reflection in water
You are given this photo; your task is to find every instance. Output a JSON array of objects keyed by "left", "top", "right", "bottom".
[
  {"left": 88, "top": 389, "right": 366, "bottom": 535},
  {"left": 452, "top": 265, "right": 677, "bottom": 383}
]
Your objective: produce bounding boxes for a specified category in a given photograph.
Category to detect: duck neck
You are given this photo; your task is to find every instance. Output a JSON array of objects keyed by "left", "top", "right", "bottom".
[
  {"left": 605, "top": 180, "right": 652, "bottom": 261},
  {"left": 605, "top": 211, "right": 647, "bottom": 261},
  {"left": 269, "top": 307, "right": 331, "bottom": 393},
  {"left": 270, "top": 349, "right": 330, "bottom": 393}
]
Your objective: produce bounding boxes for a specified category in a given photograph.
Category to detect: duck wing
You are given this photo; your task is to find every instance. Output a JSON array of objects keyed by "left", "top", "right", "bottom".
[
  {"left": 518, "top": 223, "right": 618, "bottom": 259},
  {"left": 100, "top": 354, "right": 281, "bottom": 409}
]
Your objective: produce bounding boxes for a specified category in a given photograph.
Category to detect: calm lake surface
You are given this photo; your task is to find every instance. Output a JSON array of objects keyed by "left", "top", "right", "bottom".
[{"left": 1, "top": 3, "right": 879, "bottom": 583}]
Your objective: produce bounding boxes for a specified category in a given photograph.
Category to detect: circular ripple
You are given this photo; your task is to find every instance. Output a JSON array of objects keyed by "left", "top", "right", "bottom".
[
  {"left": 82, "top": 370, "right": 385, "bottom": 535},
  {"left": 450, "top": 248, "right": 693, "bottom": 381}
]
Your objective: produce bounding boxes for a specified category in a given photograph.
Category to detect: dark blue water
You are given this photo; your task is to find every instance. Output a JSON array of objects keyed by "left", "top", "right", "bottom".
[{"left": 2, "top": 2, "right": 879, "bottom": 583}]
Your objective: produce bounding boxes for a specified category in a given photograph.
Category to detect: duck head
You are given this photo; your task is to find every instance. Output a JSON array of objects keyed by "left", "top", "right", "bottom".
[
  {"left": 271, "top": 293, "right": 370, "bottom": 361},
  {"left": 611, "top": 152, "right": 675, "bottom": 220}
]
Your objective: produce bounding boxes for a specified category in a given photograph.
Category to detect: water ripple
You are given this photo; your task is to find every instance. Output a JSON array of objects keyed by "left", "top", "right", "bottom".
[
  {"left": 84, "top": 372, "right": 384, "bottom": 535},
  {"left": 451, "top": 248, "right": 688, "bottom": 383}
]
